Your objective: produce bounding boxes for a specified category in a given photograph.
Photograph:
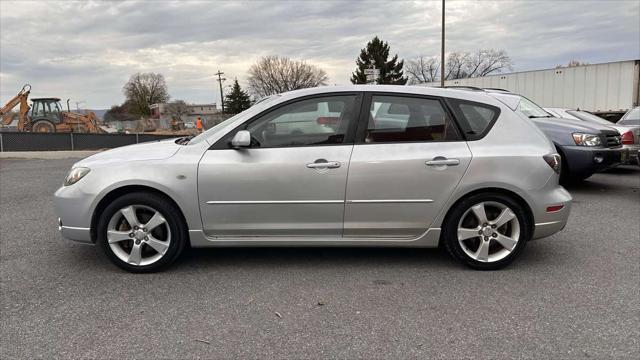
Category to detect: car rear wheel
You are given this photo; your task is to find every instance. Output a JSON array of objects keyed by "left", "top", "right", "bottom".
[
  {"left": 97, "top": 192, "right": 187, "bottom": 273},
  {"left": 442, "top": 193, "right": 531, "bottom": 270}
]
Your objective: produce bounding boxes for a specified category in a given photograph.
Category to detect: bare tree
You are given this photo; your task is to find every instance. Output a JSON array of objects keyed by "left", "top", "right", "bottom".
[
  {"left": 557, "top": 60, "right": 589, "bottom": 68},
  {"left": 247, "top": 56, "right": 328, "bottom": 97},
  {"left": 123, "top": 72, "right": 170, "bottom": 116},
  {"left": 165, "top": 100, "right": 189, "bottom": 122},
  {"left": 406, "top": 49, "right": 513, "bottom": 84},
  {"left": 406, "top": 56, "right": 440, "bottom": 84},
  {"left": 464, "top": 49, "right": 513, "bottom": 77},
  {"left": 445, "top": 52, "right": 471, "bottom": 80}
]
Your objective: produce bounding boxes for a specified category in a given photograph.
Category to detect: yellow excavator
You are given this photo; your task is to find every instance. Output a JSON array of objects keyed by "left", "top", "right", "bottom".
[{"left": 0, "top": 84, "right": 104, "bottom": 133}]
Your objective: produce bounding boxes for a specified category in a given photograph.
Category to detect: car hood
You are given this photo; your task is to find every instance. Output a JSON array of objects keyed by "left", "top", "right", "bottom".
[
  {"left": 75, "top": 138, "right": 181, "bottom": 168},
  {"left": 531, "top": 117, "right": 612, "bottom": 133}
]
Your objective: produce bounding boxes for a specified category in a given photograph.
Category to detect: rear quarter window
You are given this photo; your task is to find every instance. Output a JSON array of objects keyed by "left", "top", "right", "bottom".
[{"left": 446, "top": 98, "right": 500, "bottom": 140}]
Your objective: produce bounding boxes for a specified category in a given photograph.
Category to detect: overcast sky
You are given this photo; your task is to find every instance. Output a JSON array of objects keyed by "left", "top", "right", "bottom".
[{"left": 1, "top": 0, "right": 638, "bottom": 109}]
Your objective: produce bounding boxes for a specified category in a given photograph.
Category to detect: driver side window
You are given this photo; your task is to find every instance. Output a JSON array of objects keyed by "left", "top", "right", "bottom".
[{"left": 244, "top": 95, "right": 357, "bottom": 148}]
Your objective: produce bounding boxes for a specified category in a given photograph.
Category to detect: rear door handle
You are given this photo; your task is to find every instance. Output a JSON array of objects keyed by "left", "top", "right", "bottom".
[
  {"left": 425, "top": 158, "right": 460, "bottom": 166},
  {"left": 307, "top": 161, "right": 341, "bottom": 169}
]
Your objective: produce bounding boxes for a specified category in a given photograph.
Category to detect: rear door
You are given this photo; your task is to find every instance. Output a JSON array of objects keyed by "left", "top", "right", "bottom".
[{"left": 343, "top": 93, "right": 472, "bottom": 238}]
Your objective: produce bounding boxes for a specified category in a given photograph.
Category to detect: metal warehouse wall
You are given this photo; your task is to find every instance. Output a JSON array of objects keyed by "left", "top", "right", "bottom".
[{"left": 425, "top": 60, "right": 640, "bottom": 113}]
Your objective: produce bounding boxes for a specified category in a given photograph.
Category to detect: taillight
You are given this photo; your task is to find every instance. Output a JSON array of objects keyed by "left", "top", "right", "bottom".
[
  {"left": 543, "top": 153, "right": 561, "bottom": 174},
  {"left": 621, "top": 131, "right": 634, "bottom": 144}
]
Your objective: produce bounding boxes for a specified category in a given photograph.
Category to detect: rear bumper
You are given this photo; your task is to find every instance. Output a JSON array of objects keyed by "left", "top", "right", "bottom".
[
  {"left": 622, "top": 144, "right": 640, "bottom": 165},
  {"left": 561, "top": 145, "right": 629, "bottom": 177},
  {"left": 530, "top": 185, "right": 572, "bottom": 240},
  {"left": 533, "top": 218, "right": 569, "bottom": 239}
]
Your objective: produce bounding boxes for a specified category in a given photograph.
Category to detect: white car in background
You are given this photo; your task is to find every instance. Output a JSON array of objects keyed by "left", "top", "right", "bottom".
[{"left": 545, "top": 108, "right": 639, "bottom": 165}]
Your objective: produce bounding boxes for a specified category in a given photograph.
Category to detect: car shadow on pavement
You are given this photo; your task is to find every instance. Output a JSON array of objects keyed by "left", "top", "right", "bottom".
[
  {"left": 61, "top": 240, "right": 561, "bottom": 274},
  {"left": 602, "top": 165, "right": 640, "bottom": 175},
  {"left": 175, "top": 246, "right": 459, "bottom": 271}
]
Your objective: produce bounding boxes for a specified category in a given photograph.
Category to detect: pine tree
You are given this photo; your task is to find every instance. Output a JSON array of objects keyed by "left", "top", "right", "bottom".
[
  {"left": 350, "top": 36, "right": 407, "bottom": 85},
  {"left": 224, "top": 79, "right": 252, "bottom": 114}
]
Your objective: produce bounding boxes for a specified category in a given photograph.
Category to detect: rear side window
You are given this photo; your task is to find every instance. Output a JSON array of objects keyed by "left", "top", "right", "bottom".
[
  {"left": 364, "top": 95, "right": 461, "bottom": 143},
  {"left": 446, "top": 99, "right": 500, "bottom": 140}
]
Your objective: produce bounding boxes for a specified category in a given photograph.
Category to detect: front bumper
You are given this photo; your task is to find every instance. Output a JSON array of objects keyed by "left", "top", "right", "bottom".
[
  {"left": 561, "top": 145, "right": 629, "bottom": 177},
  {"left": 58, "top": 218, "right": 92, "bottom": 244},
  {"left": 54, "top": 185, "right": 94, "bottom": 244}
]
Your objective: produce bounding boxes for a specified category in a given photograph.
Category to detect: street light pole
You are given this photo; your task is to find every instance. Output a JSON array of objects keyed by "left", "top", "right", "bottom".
[
  {"left": 441, "top": 0, "right": 445, "bottom": 88},
  {"left": 215, "top": 70, "right": 226, "bottom": 113}
]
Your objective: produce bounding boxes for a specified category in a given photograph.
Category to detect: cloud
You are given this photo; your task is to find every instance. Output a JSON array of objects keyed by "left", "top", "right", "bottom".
[{"left": 1, "top": 0, "right": 638, "bottom": 108}]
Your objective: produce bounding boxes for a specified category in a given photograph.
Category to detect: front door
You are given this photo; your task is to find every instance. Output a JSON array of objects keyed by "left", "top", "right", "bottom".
[
  {"left": 344, "top": 94, "right": 472, "bottom": 238},
  {"left": 198, "top": 94, "right": 361, "bottom": 237}
]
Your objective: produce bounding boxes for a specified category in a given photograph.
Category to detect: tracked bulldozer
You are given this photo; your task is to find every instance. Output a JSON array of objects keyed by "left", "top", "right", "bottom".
[{"left": 0, "top": 84, "right": 104, "bottom": 133}]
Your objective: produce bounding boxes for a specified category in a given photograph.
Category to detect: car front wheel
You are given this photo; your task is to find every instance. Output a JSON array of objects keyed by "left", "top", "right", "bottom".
[
  {"left": 97, "top": 192, "right": 187, "bottom": 273},
  {"left": 442, "top": 193, "right": 532, "bottom": 270}
]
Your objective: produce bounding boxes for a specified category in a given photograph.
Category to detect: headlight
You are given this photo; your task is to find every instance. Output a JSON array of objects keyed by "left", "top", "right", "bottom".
[
  {"left": 572, "top": 133, "right": 602, "bottom": 147},
  {"left": 64, "top": 167, "right": 90, "bottom": 186}
]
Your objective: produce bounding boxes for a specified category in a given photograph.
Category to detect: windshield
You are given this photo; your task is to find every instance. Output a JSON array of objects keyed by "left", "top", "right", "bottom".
[
  {"left": 567, "top": 110, "right": 613, "bottom": 126},
  {"left": 188, "top": 95, "right": 280, "bottom": 145},
  {"left": 187, "top": 114, "right": 242, "bottom": 145},
  {"left": 516, "top": 97, "right": 551, "bottom": 118},
  {"left": 618, "top": 107, "right": 640, "bottom": 125}
]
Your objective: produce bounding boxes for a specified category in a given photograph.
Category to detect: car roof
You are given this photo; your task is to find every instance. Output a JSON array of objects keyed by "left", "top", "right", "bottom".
[{"left": 275, "top": 85, "right": 506, "bottom": 108}]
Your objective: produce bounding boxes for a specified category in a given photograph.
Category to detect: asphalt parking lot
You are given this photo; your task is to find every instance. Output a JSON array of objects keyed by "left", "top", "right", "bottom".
[{"left": 1, "top": 157, "right": 638, "bottom": 359}]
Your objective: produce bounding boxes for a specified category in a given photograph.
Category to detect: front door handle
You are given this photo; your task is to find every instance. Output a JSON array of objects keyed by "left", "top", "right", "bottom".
[
  {"left": 425, "top": 158, "right": 460, "bottom": 166},
  {"left": 307, "top": 160, "right": 341, "bottom": 169}
]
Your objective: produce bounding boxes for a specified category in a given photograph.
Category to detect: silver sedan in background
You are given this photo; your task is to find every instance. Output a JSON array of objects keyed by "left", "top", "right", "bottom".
[{"left": 54, "top": 86, "right": 571, "bottom": 272}]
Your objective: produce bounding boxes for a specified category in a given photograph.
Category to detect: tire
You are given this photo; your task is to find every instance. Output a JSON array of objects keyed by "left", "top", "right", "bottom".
[
  {"left": 97, "top": 192, "right": 187, "bottom": 273},
  {"left": 32, "top": 120, "right": 55, "bottom": 133},
  {"left": 442, "top": 192, "right": 532, "bottom": 270}
]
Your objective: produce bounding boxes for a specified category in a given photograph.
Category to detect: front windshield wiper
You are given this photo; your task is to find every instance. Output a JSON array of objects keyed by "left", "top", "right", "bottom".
[
  {"left": 528, "top": 115, "right": 553, "bottom": 118},
  {"left": 175, "top": 135, "right": 194, "bottom": 145}
]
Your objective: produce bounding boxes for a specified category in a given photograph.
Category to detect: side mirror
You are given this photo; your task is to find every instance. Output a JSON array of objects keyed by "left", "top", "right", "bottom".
[{"left": 231, "top": 130, "right": 251, "bottom": 148}]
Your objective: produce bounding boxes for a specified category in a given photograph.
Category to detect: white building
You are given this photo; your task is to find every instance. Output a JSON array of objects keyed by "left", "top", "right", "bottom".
[{"left": 150, "top": 102, "right": 221, "bottom": 128}]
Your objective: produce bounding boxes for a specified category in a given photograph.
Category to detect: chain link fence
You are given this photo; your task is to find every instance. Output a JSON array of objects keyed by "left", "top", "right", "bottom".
[{"left": 0, "top": 132, "right": 178, "bottom": 152}]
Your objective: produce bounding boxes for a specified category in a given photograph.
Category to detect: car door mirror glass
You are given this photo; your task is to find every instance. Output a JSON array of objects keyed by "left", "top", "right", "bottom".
[{"left": 231, "top": 130, "right": 251, "bottom": 148}]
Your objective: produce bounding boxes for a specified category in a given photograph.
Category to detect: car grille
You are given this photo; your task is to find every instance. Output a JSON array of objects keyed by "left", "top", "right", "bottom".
[{"left": 606, "top": 134, "right": 622, "bottom": 148}]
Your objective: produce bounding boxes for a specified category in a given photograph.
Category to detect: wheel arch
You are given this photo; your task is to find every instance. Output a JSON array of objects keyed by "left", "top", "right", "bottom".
[
  {"left": 437, "top": 187, "right": 534, "bottom": 246},
  {"left": 90, "top": 185, "right": 189, "bottom": 244}
]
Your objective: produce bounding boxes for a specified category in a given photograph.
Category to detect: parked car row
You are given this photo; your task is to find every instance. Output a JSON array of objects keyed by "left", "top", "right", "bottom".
[
  {"left": 52, "top": 84, "right": 637, "bottom": 273},
  {"left": 447, "top": 87, "right": 635, "bottom": 183},
  {"left": 545, "top": 107, "right": 640, "bottom": 166}
]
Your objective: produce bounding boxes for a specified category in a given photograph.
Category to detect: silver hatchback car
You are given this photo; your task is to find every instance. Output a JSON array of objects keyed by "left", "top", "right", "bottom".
[{"left": 54, "top": 85, "right": 571, "bottom": 272}]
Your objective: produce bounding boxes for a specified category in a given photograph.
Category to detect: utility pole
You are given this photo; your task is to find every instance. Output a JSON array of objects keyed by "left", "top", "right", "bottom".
[
  {"left": 440, "top": 0, "right": 446, "bottom": 88},
  {"left": 215, "top": 70, "right": 226, "bottom": 113}
]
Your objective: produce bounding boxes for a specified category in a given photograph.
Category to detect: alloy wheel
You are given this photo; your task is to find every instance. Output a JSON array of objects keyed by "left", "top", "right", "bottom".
[
  {"left": 107, "top": 205, "right": 171, "bottom": 266},
  {"left": 457, "top": 201, "right": 520, "bottom": 263}
]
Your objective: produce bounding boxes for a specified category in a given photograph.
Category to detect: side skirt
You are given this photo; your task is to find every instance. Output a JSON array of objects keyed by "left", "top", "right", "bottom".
[{"left": 188, "top": 228, "right": 441, "bottom": 248}]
